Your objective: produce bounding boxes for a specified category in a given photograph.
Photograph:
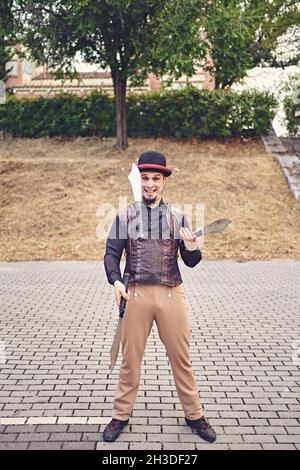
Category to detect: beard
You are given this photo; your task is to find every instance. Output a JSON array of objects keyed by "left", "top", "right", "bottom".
[
  {"left": 142, "top": 193, "right": 157, "bottom": 205},
  {"left": 143, "top": 196, "right": 156, "bottom": 204}
]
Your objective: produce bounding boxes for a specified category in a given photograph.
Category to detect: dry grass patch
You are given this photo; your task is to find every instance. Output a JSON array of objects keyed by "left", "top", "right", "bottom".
[{"left": 0, "top": 136, "right": 299, "bottom": 261}]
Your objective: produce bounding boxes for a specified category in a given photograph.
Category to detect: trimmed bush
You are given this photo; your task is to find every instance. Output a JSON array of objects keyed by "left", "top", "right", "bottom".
[
  {"left": 282, "top": 75, "right": 300, "bottom": 136},
  {"left": 127, "top": 87, "right": 277, "bottom": 138},
  {"left": 0, "top": 91, "right": 115, "bottom": 138},
  {"left": 0, "top": 86, "right": 277, "bottom": 139}
]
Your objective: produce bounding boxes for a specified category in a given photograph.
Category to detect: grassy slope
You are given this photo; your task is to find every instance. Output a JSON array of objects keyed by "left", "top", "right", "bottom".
[{"left": 0, "top": 136, "right": 299, "bottom": 261}]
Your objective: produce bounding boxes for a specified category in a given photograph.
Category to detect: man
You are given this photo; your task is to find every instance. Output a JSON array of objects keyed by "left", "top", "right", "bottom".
[{"left": 103, "top": 150, "right": 216, "bottom": 443}]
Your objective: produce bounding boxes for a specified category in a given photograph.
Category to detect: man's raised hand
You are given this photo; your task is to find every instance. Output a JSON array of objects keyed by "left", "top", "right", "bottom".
[{"left": 179, "top": 227, "right": 199, "bottom": 251}]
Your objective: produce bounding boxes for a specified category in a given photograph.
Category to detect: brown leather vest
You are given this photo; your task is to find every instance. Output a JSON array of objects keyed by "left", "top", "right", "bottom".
[{"left": 121, "top": 203, "right": 183, "bottom": 286}]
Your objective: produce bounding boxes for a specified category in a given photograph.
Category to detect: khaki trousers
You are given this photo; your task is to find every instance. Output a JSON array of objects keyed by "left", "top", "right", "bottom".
[{"left": 112, "top": 284, "right": 203, "bottom": 421}]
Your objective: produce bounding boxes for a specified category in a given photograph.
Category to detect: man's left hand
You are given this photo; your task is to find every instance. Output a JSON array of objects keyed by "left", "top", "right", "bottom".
[{"left": 179, "top": 227, "right": 199, "bottom": 251}]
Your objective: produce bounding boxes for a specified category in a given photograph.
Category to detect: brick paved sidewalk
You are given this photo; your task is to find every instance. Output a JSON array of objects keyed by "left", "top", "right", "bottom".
[{"left": 0, "top": 260, "right": 300, "bottom": 450}]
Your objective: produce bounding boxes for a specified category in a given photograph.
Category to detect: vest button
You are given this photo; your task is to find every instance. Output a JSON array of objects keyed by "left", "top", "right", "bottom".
[
  {"left": 167, "top": 293, "right": 171, "bottom": 297},
  {"left": 134, "top": 292, "right": 138, "bottom": 297}
]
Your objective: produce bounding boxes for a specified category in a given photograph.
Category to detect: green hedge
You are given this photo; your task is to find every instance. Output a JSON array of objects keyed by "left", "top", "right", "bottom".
[
  {"left": 0, "top": 87, "right": 277, "bottom": 139},
  {"left": 0, "top": 91, "right": 115, "bottom": 138},
  {"left": 128, "top": 87, "right": 277, "bottom": 138}
]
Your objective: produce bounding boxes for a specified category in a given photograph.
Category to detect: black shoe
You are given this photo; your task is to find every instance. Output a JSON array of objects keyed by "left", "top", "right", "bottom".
[
  {"left": 103, "top": 418, "right": 129, "bottom": 442},
  {"left": 185, "top": 416, "right": 217, "bottom": 443}
]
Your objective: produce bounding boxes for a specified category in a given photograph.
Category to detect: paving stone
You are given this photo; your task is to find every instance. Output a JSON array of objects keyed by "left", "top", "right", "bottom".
[
  {"left": 131, "top": 425, "right": 161, "bottom": 433},
  {"left": 68, "top": 425, "right": 100, "bottom": 433},
  {"left": 262, "top": 444, "right": 296, "bottom": 450},
  {"left": 35, "top": 425, "right": 68, "bottom": 432},
  {"left": 87, "top": 417, "right": 109, "bottom": 425},
  {"left": 62, "top": 441, "right": 96, "bottom": 450},
  {"left": 96, "top": 441, "right": 129, "bottom": 450},
  {"left": 212, "top": 434, "right": 244, "bottom": 444},
  {"left": 28, "top": 442, "right": 62, "bottom": 450},
  {"left": 275, "top": 435, "right": 300, "bottom": 443},
  {"left": 255, "top": 426, "right": 287, "bottom": 435},
  {"left": 81, "top": 432, "right": 102, "bottom": 442},
  {"left": 48, "top": 432, "right": 82, "bottom": 441},
  {"left": 27, "top": 417, "right": 57, "bottom": 425},
  {"left": 16, "top": 433, "right": 50, "bottom": 442},
  {"left": 0, "top": 418, "right": 26, "bottom": 425},
  {"left": 223, "top": 427, "right": 255, "bottom": 434},
  {"left": 0, "top": 442, "right": 29, "bottom": 450},
  {"left": 1, "top": 260, "right": 300, "bottom": 449},
  {"left": 130, "top": 442, "right": 163, "bottom": 450},
  {"left": 147, "top": 433, "right": 179, "bottom": 443},
  {"left": 118, "top": 433, "right": 147, "bottom": 442},
  {"left": 229, "top": 444, "right": 262, "bottom": 450},
  {"left": 163, "top": 443, "right": 195, "bottom": 450},
  {"left": 196, "top": 443, "right": 229, "bottom": 450},
  {"left": 0, "top": 434, "right": 19, "bottom": 442},
  {"left": 162, "top": 425, "right": 191, "bottom": 434},
  {"left": 58, "top": 417, "right": 88, "bottom": 424},
  {"left": 243, "top": 434, "right": 276, "bottom": 443}
]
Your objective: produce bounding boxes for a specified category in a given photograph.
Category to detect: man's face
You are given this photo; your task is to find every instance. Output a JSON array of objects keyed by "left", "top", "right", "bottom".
[{"left": 141, "top": 171, "right": 166, "bottom": 204}]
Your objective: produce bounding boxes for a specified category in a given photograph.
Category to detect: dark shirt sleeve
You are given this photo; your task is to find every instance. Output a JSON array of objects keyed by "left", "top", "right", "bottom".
[
  {"left": 104, "top": 215, "right": 127, "bottom": 285},
  {"left": 178, "top": 214, "right": 202, "bottom": 267}
]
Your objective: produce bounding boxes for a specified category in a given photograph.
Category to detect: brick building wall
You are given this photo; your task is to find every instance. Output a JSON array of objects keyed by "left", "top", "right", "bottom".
[{"left": 5, "top": 54, "right": 215, "bottom": 98}]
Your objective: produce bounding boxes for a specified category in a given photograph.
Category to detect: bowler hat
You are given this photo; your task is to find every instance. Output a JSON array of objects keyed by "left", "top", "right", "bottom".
[{"left": 137, "top": 151, "right": 172, "bottom": 177}]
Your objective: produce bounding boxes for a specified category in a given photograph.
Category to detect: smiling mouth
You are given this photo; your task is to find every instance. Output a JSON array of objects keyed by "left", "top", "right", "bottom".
[{"left": 145, "top": 190, "right": 156, "bottom": 195}]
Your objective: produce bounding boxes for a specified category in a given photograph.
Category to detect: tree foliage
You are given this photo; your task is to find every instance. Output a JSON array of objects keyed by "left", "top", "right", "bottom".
[
  {"left": 0, "top": 0, "right": 18, "bottom": 82},
  {"left": 17, "top": 0, "right": 207, "bottom": 148},
  {"left": 203, "top": 0, "right": 300, "bottom": 88}
]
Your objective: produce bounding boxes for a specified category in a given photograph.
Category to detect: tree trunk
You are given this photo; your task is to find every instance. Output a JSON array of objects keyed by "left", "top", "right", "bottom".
[{"left": 112, "top": 69, "right": 128, "bottom": 150}]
